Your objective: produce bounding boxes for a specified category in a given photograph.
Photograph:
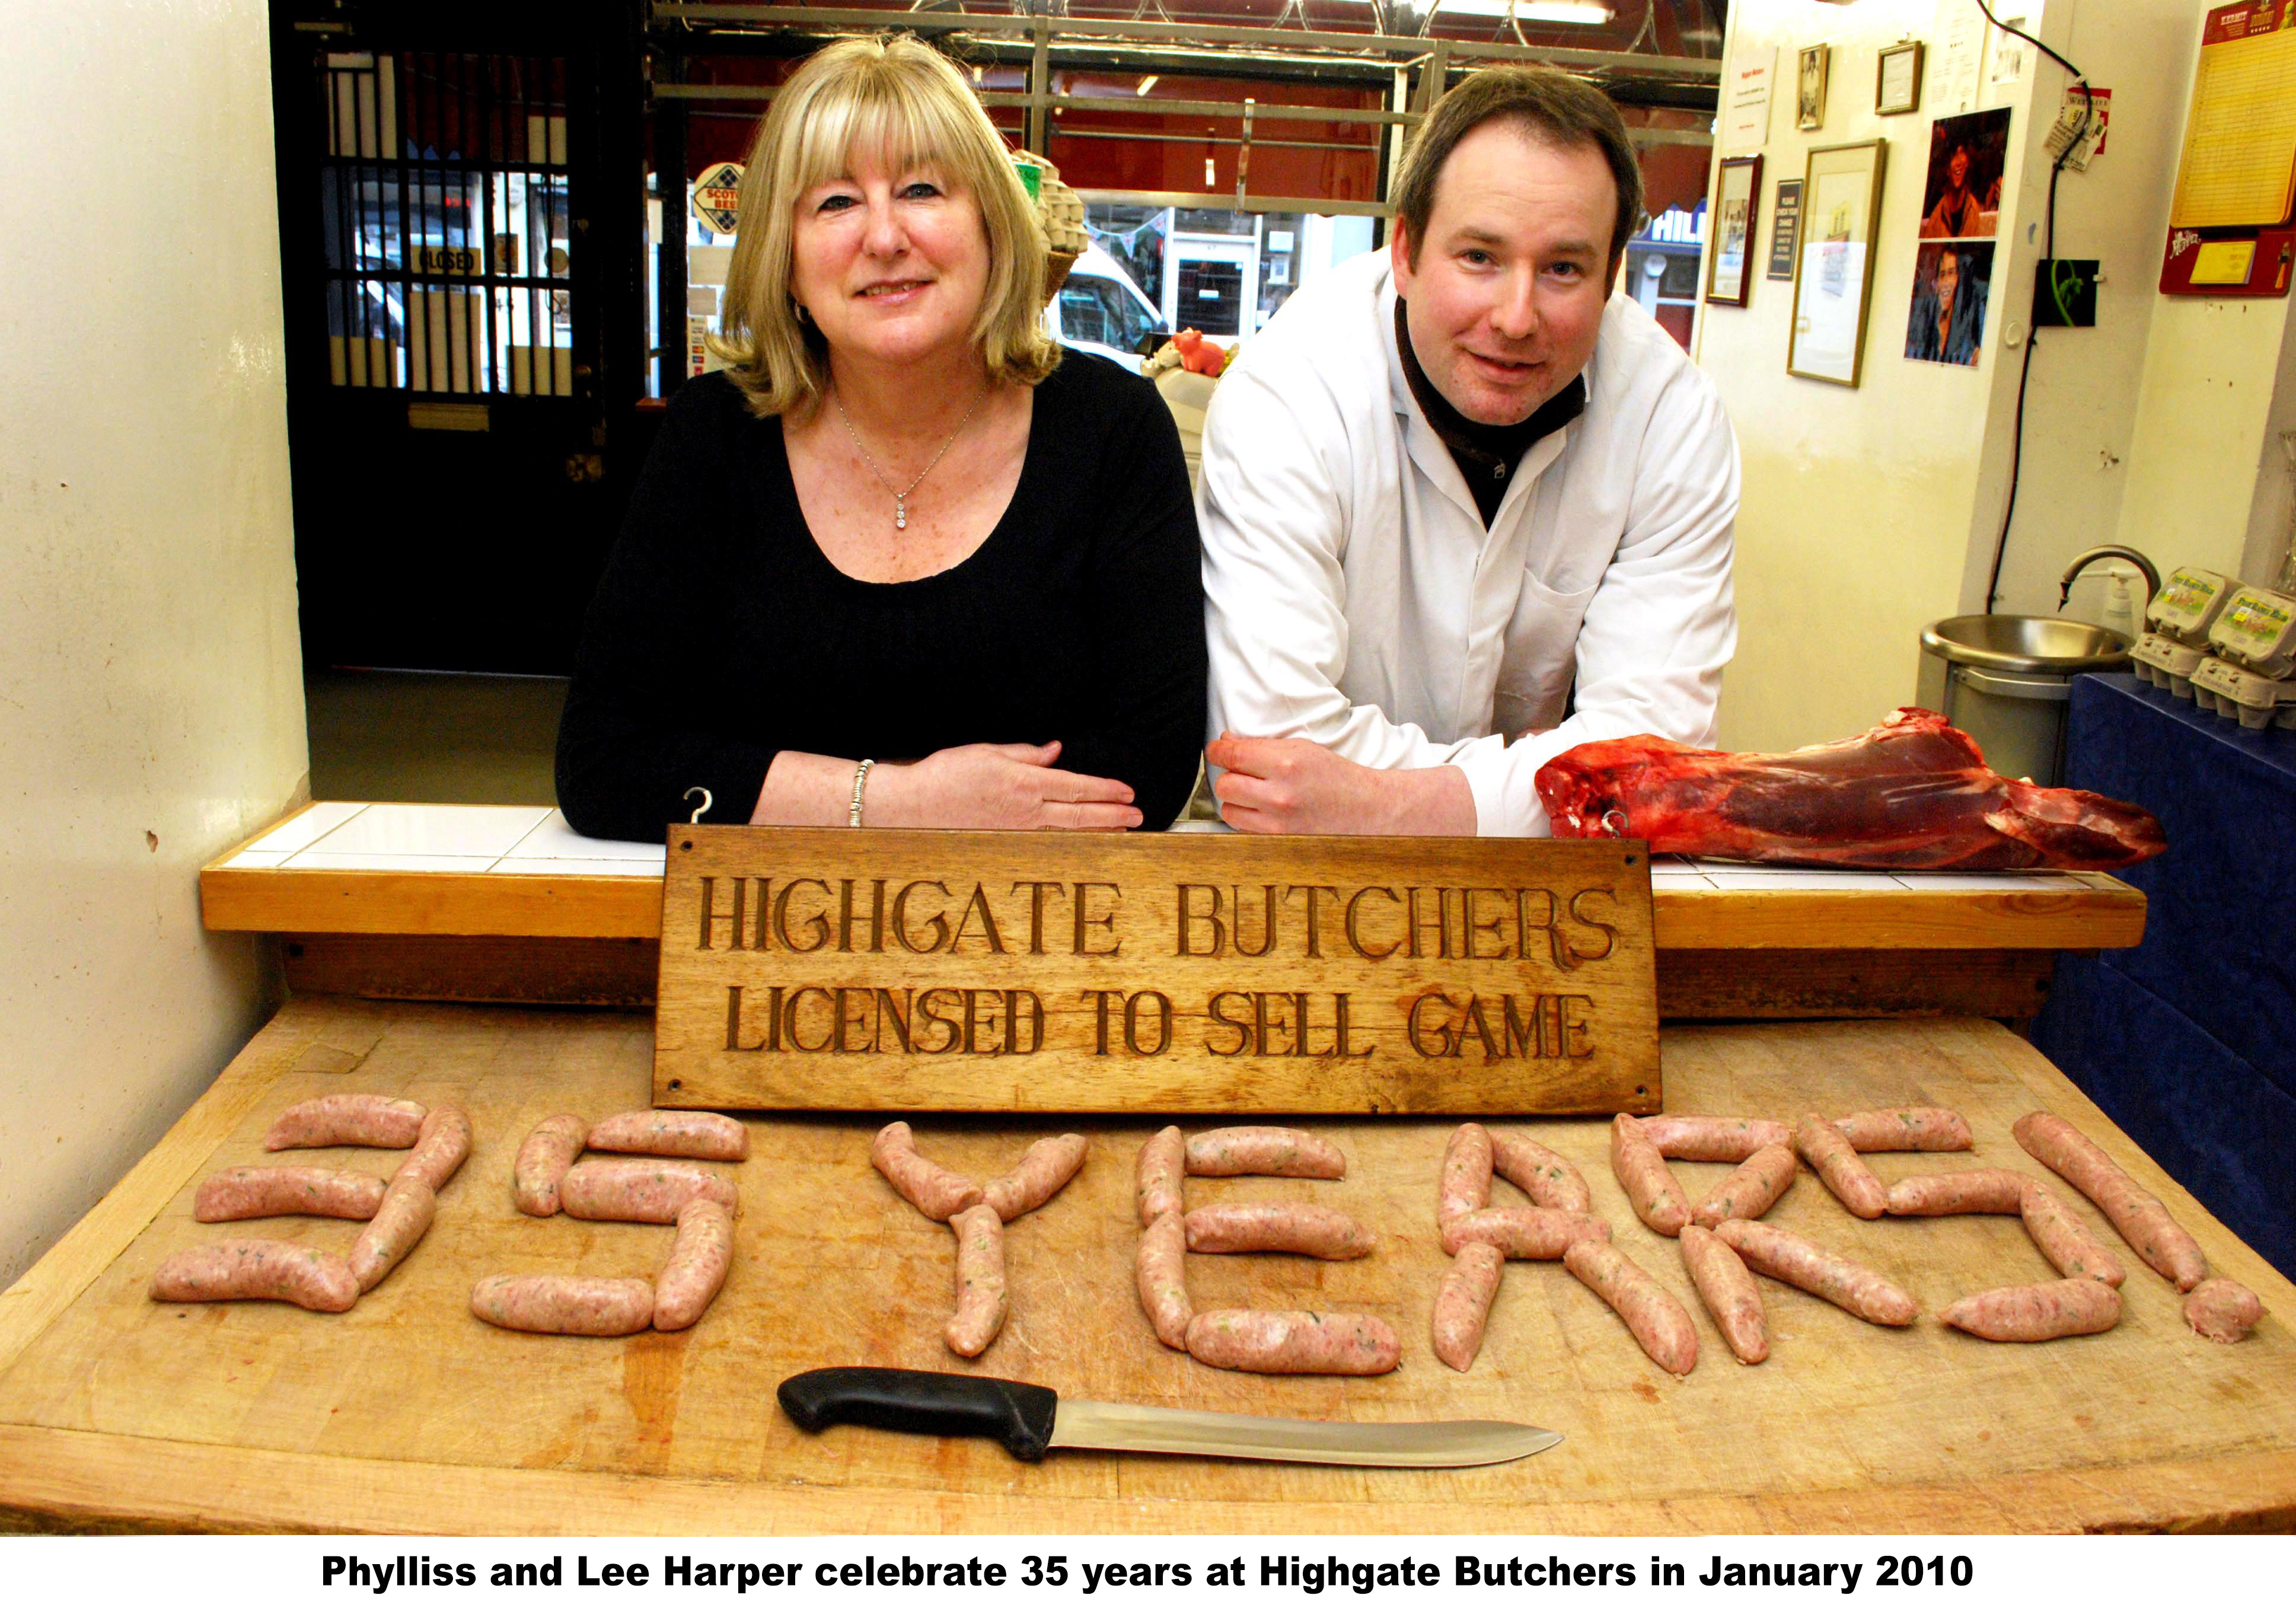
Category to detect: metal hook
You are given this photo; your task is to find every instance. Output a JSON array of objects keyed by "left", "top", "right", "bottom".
[
  {"left": 1600, "top": 809, "right": 1630, "bottom": 838},
  {"left": 684, "top": 787, "right": 713, "bottom": 824}
]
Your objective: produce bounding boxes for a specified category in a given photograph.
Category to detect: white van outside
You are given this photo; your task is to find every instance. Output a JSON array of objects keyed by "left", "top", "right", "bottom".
[{"left": 1045, "top": 244, "right": 1166, "bottom": 368}]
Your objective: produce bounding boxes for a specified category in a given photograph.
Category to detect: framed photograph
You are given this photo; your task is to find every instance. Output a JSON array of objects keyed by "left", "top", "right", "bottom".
[
  {"left": 1877, "top": 40, "right": 1924, "bottom": 115},
  {"left": 1705, "top": 155, "right": 1762, "bottom": 307},
  {"left": 1796, "top": 44, "right": 1830, "bottom": 131},
  {"left": 1788, "top": 138, "right": 1889, "bottom": 388}
]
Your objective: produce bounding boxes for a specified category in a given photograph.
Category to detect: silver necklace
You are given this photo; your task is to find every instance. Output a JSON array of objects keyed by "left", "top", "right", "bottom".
[{"left": 832, "top": 391, "right": 980, "bottom": 531}]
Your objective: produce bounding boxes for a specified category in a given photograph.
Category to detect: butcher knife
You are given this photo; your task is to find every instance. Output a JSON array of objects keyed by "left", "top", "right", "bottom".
[{"left": 777, "top": 1367, "right": 1560, "bottom": 1468}]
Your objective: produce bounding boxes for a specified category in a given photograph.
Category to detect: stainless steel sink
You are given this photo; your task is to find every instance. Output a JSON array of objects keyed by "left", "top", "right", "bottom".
[{"left": 1920, "top": 614, "right": 2132, "bottom": 675}]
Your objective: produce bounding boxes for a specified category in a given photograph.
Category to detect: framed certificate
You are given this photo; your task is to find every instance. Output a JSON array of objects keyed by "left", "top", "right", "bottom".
[
  {"left": 1705, "top": 155, "right": 1762, "bottom": 307},
  {"left": 1788, "top": 139, "right": 1889, "bottom": 387},
  {"left": 1877, "top": 40, "right": 1925, "bottom": 116}
]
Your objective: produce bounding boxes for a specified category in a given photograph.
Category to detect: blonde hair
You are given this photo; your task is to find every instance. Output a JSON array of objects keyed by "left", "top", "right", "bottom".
[{"left": 709, "top": 33, "right": 1059, "bottom": 416}]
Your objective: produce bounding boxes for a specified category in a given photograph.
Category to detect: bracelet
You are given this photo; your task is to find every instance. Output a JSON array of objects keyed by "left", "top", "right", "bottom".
[{"left": 849, "top": 758, "right": 876, "bottom": 827}]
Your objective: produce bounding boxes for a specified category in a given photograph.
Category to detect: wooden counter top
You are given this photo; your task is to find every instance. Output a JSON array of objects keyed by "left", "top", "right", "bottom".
[
  {"left": 197, "top": 805, "right": 2148, "bottom": 1022},
  {"left": 1, "top": 996, "right": 2288, "bottom": 1534},
  {"left": 202, "top": 803, "right": 2148, "bottom": 950}
]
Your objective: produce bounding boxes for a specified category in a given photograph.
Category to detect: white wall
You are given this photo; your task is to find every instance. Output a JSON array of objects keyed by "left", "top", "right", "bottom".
[
  {"left": 2114, "top": 297, "right": 2296, "bottom": 589},
  {"left": 1698, "top": 0, "right": 2215, "bottom": 749},
  {"left": 0, "top": 0, "right": 308, "bottom": 1285},
  {"left": 1965, "top": 0, "right": 2207, "bottom": 620}
]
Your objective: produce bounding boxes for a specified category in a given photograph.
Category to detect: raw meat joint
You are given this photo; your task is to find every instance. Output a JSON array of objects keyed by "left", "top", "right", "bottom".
[{"left": 1535, "top": 707, "right": 2166, "bottom": 870}]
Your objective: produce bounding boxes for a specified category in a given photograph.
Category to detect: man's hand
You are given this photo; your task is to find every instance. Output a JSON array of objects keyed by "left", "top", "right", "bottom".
[{"left": 1206, "top": 733, "right": 1477, "bottom": 835}]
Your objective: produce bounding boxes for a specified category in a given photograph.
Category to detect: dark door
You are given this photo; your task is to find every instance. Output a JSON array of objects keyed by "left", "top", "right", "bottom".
[{"left": 272, "top": 2, "right": 643, "bottom": 674}]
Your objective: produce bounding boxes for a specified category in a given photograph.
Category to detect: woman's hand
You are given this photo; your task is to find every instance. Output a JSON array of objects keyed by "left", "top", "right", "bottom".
[{"left": 871, "top": 741, "right": 1143, "bottom": 831}]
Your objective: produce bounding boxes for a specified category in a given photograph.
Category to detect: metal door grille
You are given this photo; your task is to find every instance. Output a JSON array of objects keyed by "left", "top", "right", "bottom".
[{"left": 318, "top": 50, "right": 577, "bottom": 396}]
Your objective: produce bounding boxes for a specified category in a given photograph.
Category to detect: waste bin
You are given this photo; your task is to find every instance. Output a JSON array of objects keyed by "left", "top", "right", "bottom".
[{"left": 1919, "top": 615, "right": 2131, "bottom": 786}]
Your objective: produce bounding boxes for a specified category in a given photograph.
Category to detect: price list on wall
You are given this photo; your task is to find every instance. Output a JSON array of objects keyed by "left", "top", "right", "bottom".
[{"left": 2161, "top": 0, "right": 2296, "bottom": 296}]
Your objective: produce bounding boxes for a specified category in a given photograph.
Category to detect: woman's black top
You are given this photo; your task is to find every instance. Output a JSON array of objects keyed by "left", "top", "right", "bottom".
[{"left": 555, "top": 352, "right": 1208, "bottom": 840}]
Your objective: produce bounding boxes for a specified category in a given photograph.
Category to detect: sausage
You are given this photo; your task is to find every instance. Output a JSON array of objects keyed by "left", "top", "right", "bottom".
[
  {"left": 1135, "top": 1210, "right": 1191, "bottom": 1349},
  {"left": 1885, "top": 1168, "right": 2032, "bottom": 1217},
  {"left": 1940, "top": 1277, "right": 2122, "bottom": 1342},
  {"left": 263, "top": 1093, "right": 426, "bottom": 1151},
  {"left": 1690, "top": 1143, "right": 1797, "bottom": 1228},
  {"left": 2018, "top": 1182, "right": 2127, "bottom": 1287},
  {"left": 1184, "top": 1309, "right": 1401, "bottom": 1376},
  {"left": 587, "top": 1109, "right": 748, "bottom": 1162},
  {"left": 1437, "top": 1123, "right": 1494, "bottom": 1224},
  {"left": 2184, "top": 1278, "right": 2263, "bottom": 1344},
  {"left": 1184, "top": 1126, "right": 1344, "bottom": 1179},
  {"left": 1184, "top": 1202, "right": 1373, "bottom": 1259},
  {"left": 1136, "top": 1126, "right": 1185, "bottom": 1227},
  {"left": 396, "top": 1104, "right": 471, "bottom": 1192},
  {"left": 1563, "top": 1239, "right": 1699, "bottom": 1376},
  {"left": 1640, "top": 1115, "right": 1794, "bottom": 1163},
  {"left": 1431, "top": 1242, "right": 1504, "bottom": 1373},
  {"left": 1490, "top": 1131, "right": 1593, "bottom": 1213},
  {"left": 870, "top": 1121, "right": 982, "bottom": 1222},
  {"left": 151, "top": 1239, "right": 359, "bottom": 1313},
  {"left": 983, "top": 1133, "right": 1087, "bottom": 1222},
  {"left": 347, "top": 1175, "right": 436, "bottom": 1292},
  {"left": 1714, "top": 1218, "right": 1918, "bottom": 1326},
  {"left": 2014, "top": 1112, "right": 2208, "bottom": 1290},
  {"left": 1609, "top": 1114, "right": 1689, "bottom": 1236},
  {"left": 1794, "top": 1112, "right": 1887, "bottom": 1220},
  {"left": 653, "top": 1198, "right": 734, "bottom": 1332},
  {"left": 943, "top": 1203, "right": 1007, "bottom": 1358},
  {"left": 1833, "top": 1106, "right": 1973, "bottom": 1153},
  {"left": 1678, "top": 1224, "right": 1767, "bottom": 1364},
  {"left": 194, "top": 1166, "right": 385, "bottom": 1223},
  {"left": 559, "top": 1158, "right": 738, "bottom": 1224},
  {"left": 513, "top": 1114, "right": 588, "bottom": 1217},
  {"left": 1439, "top": 1206, "right": 1609, "bottom": 1260},
  {"left": 470, "top": 1274, "right": 654, "bottom": 1336}
]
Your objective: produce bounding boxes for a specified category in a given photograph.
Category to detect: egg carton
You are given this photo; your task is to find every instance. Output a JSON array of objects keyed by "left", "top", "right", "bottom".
[
  {"left": 2189, "top": 652, "right": 2296, "bottom": 730},
  {"left": 2131, "top": 631, "right": 2209, "bottom": 698}
]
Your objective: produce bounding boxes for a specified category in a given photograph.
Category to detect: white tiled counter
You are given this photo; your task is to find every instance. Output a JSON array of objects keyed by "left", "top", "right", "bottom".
[{"left": 201, "top": 802, "right": 2147, "bottom": 1020}]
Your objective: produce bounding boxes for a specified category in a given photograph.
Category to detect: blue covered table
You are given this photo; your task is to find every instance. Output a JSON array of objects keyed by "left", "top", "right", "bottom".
[{"left": 2034, "top": 672, "right": 2296, "bottom": 1278}]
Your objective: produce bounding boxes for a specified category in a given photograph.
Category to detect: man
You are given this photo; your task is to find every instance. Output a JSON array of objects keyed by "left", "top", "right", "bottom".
[{"left": 1197, "top": 66, "right": 1737, "bottom": 835}]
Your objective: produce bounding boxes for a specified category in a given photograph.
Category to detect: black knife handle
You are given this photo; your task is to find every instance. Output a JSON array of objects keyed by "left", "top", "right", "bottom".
[{"left": 777, "top": 1367, "right": 1059, "bottom": 1462}]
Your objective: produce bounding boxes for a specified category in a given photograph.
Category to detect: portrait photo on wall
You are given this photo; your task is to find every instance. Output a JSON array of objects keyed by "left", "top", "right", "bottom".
[
  {"left": 1796, "top": 44, "right": 1829, "bottom": 130},
  {"left": 1905, "top": 240, "right": 1993, "bottom": 367},
  {"left": 1919, "top": 107, "right": 2010, "bottom": 240}
]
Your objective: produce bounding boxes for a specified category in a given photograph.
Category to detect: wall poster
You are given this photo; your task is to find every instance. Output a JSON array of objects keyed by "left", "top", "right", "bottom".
[
  {"left": 1906, "top": 107, "right": 2010, "bottom": 368},
  {"left": 1919, "top": 107, "right": 2011, "bottom": 240},
  {"left": 1905, "top": 240, "right": 1994, "bottom": 366}
]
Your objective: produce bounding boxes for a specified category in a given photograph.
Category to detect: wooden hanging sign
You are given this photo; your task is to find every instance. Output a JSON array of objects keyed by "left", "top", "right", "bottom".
[{"left": 653, "top": 827, "right": 1659, "bottom": 1115}]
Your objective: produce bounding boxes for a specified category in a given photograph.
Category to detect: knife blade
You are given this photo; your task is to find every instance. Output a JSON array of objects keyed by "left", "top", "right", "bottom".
[{"left": 777, "top": 1367, "right": 1561, "bottom": 1468}]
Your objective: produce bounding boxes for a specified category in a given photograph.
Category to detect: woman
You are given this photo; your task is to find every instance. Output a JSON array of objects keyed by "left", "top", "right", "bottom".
[{"left": 556, "top": 34, "right": 1206, "bottom": 840}]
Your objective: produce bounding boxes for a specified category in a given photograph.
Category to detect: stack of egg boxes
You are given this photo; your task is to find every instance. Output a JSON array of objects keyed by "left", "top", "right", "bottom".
[
  {"left": 2132, "top": 568, "right": 2234, "bottom": 698},
  {"left": 2190, "top": 585, "right": 2296, "bottom": 730}
]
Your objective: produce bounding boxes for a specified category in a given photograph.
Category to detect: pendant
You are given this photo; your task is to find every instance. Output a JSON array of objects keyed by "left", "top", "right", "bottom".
[{"left": 894, "top": 494, "right": 908, "bottom": 531}]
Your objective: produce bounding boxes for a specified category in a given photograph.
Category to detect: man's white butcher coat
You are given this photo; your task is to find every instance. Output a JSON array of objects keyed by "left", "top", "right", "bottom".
[{"left": 1197, "top": 248, "right": 1739, "bottom": 835}]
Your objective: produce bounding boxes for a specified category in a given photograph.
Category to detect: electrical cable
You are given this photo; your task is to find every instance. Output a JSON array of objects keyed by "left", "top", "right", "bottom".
[{"left": 1972, "top": 0, "right": 2092, "bottom": 612}]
